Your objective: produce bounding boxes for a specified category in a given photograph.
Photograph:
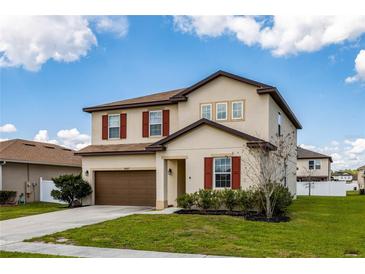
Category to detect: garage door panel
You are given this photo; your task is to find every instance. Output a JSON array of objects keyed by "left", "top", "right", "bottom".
[{"left": 95, "top": 170, "right": 156, "bottom": 206}]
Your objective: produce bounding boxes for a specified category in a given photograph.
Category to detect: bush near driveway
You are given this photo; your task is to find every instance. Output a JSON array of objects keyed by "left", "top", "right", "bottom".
[{"left": 29, "top": 195, "right": 365, "bottom": 258}]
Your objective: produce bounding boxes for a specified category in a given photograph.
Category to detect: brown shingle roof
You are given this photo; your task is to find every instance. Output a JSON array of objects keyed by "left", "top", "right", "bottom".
[
  {"left": 83, "top": 89, "right": 184, "bottom": 112},
  {"left": 297, "top": 146, "right": 333, "bottom": 162},
  {"left": 0, "top": 139, "right": 81, "bottom": 167},
  {"left": 358, "top": 165, "right": 365, "bottom": 170},
  {"left": 75, "top": 143, "right": 154, "bottom": 156}
]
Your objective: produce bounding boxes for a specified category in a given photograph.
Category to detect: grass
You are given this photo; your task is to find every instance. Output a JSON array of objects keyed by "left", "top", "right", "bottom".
[
  {"left": 28, "top": 195, "right": 365, "bottom": 258},
  {"left": 0, "top": 250, "right": 74, "bottom": 258},
  {"left": 0, "top": 202, "right": 67, "bottom": 221}
]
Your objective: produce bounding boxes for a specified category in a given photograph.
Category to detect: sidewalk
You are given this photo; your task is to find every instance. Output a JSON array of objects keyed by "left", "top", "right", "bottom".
[{"left": 0, "top": 242, "right": 223, "bottom": 258}]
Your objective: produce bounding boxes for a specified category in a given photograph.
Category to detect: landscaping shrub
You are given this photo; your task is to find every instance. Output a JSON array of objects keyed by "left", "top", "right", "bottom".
[
  {"left": 255, "top": 183, "right": 293, "bottom": 217},
  {"left": 0, "top": 191, "right": 17, "bottom": 204},
  {"left": 210, "top": 190, "right": 222, "bottom": 210},
  {"left": 220, "top": 189, "right": 239, "bottom": 211},
  {"left": 195, "top": 189, "right": 217, "bottom": 211},
  {"left": 51, "top": 174, "right": 92, "bottom": 207},
  {"left": 272, "top": 184, "right": 293, "bottom": 216},
  {"left": 360, "top": 189, "right": 365, "bottom": 195},
  {"left": 176, "top": 193, "right": 196, "bottom": 209}
]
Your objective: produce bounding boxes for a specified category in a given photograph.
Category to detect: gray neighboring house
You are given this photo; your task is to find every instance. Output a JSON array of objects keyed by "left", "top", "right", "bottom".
[
  {"left": 358, "top": 165, "right": 365, "bottom": 189},
  {"left": 0, "top": 139, "right": 81, "bottom": 202}
]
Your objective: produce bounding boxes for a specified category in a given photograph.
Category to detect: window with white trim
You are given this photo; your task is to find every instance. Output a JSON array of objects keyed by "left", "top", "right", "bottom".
[
  {"left": 201, "top": 104, "right": 212, "bottom": 120},
  {"left": 149, "top": 110, "right": 162, "bottom": 136},
  {"left": 216, "top": 102, "right": 227, "bottom": 120},
  {"left": 309, "top": 160, "right": 321, "bottom": 170},
  {"left": 214, "top": 157, "right": 231, "bottom": 188},
  {"left": 278, "top": 112, "right": 282, "bottom": 136},
  {"left": 108, "top": 114, "right": 120, "bottom": 139},
  {"left": 232, "top": 101, "right": 243, "bottom": 120}
]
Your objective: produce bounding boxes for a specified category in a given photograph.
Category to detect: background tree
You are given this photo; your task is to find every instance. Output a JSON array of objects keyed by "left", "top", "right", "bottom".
[
  {"left": 51, "top": 174, "right": 92, "bottom": 207},
  {"left": 242, "top": 131, "right": 296, "bottom": 219}
]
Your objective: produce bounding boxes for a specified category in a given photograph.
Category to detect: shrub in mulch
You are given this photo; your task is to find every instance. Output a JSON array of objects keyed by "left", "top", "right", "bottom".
[
  {"left": 175, "top": 187, "right": 293, "bottom": 223},
  {"left": 0, "top": 191, "right": 17, "bottom": 205}
]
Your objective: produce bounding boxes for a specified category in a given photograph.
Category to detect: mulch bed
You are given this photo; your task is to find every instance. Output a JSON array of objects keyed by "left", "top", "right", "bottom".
[{"left": 175, "top": 209, "right": 290, "bottom": 222}]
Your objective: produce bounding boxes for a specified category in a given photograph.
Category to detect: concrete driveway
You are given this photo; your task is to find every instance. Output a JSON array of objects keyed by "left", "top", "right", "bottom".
[{"left": 0, "top": 205, "right": 151, "bottom": 245}]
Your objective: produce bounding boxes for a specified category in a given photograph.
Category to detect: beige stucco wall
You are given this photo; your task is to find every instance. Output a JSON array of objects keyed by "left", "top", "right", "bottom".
[
  {"left": 81, "top": 154, "right": 156, "bottom": 204},
  {"left": 1, "top": 162, "right": 81, "bottom": 202},
  {"left": 155, "top": 124, "right": 297, "bottom": 206},
  {"left": 268, "top": 96, "right": 298, "bottom": 189},
  {"left": 91, "top": 104, "right": 179, "bottom": 145},
  {"left": 177, "top": 76, "right": 271, "bottom": 141},
  {"left": 297, "top": 158, "right": 331, "bottom": 179}
]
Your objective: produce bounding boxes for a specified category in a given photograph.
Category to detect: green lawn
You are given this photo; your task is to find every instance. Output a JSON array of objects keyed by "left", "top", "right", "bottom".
[
  {"left": 0, "top": 202, "right": 67, "bottom": 221},
  {"left": 0, "top": 250, "right": 73, "bottom": 258},
  {"left": 28, "top": 195, "right": 365, "bottom": 258}
]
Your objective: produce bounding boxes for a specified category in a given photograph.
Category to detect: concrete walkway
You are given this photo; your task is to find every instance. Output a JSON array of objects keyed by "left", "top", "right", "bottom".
[
  {"left": 0, "top": 242, "right": 221, "bottom": 258},
  {"left": 0, "top": 205, "right": 151, "bottom": 245}
]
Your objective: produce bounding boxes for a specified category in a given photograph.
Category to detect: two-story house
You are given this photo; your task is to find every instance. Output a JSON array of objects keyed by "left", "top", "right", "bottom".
[
  {"left": 297, "top": 147, "right": 332, "bottom": 181},
  {"left": 76, "top": 71, "right": 302, "bottom": 209}
]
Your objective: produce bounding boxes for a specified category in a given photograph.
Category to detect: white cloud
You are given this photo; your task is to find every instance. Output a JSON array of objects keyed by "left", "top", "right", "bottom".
[
  {"left": 173, "top": 16, "right": 365, "bottom": 56},
  {"left": 57, "top": 128, "right": 91, "bottom": 150},
  {"left": 92, "top": 16, "right": 129, "bottom": 38},
  {"left": 0, "top": 16, "right": 130, "bottom": 72},
  {"left": 34, "top": 130, "right": 59, "bottom": 144},
  {"left": 0, "top": 138, "right": 9, "bottom": 142},
  {"left": 33, "top": 128, "right": 90, "bottom": 150},
  {"left": 345, "top": 49, "right": 365, "bottom": 83},
  {"left": 300, "top": 138, "right": 365, "bottom": 170},
  {"left": 0, "top": 123, "right": 16, "bottom": 133}
]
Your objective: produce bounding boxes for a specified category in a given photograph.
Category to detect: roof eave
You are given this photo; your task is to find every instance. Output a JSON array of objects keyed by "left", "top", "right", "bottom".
[
  {"left": 75, "top": 150, "right": 155, "bottom": 156},
  {"left": 83, "top": 100, "right": 176, "bottom": 113}
]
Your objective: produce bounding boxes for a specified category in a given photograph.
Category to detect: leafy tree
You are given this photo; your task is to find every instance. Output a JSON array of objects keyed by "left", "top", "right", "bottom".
[{"left": 51, "top": 174, "right": 92, "bottom": 207}]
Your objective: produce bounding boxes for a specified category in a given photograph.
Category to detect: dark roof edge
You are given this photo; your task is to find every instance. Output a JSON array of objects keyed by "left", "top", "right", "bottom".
[
  {"left": 147, "top": 118, "right": 275, "bottom": 150},
  {"left": 0, "top": 158, "right": 81, "bottom": 167},
  {"left": 83, "top": 100, "right": 176, "bottom": 113},
  {"left": 171, "top": 70, "right": 273, "bottom": 99},
  {"left": 257, "top": 87, "right": 302, "bottom": 129},
  {"left": 74, "top": 150, "right": 155, "bottom": 156}
]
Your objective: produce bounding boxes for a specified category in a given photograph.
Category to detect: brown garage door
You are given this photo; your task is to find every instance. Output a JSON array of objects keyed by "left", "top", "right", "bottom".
[{"left": 95, "top": 170, "right": 156, "bottom": 206}]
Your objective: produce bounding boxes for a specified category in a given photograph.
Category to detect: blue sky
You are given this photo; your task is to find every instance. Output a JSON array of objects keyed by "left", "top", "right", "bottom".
[{"left": 0, "top": 16, "right": 364, "bottom": 169}]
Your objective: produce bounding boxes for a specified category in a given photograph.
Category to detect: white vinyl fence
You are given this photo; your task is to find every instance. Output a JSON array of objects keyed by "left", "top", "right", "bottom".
[
  {"left": 40, "top": 178, "right": 66, "bottom": 204},
  {"left": 296, "top": 181, "right": 346, "bottom": 197},
  {"left": 345, "top": 182, "right": 359, "bottom": 191}
]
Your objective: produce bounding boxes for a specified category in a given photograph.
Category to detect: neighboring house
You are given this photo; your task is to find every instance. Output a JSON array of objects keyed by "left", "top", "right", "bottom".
[
  {"left": 358, "top": 165, "right": 365, "bottom": 189},
  {"left": 0, "top": 139, "right": 81, "bottom": 202},
  {"left": 297, "top": 147, "right": 332, "bottom": 181},
  {"left": 332, "top": 172, "right": 353, "bottom": 182},
  {"left": 77, "top": 70, "right": 302, "bottom": 208}
]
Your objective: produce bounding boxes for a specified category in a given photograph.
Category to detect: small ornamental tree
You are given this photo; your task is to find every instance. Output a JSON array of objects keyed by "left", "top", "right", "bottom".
[{"left": 51, "top": 174, "right": 92, "bottom": 207}]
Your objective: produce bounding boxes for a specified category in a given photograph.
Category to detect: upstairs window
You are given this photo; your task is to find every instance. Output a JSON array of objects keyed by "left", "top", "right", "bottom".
[
  {"left": 201, "top": 104, "right": 212, "bottom": 120},
  {"left": 216, "top": 102, "right": 228, "bottom": 120},
  {"left": 214, "top": 157, "right": 231, "bottom": 188},
  {"left": 232, "top": 101, "right": 243, "bottom": 120},
  {"left": 309, "top": 160, "right": 321, "bottom": 170},
  {"left": 278, "top": 112, "right": 282, "bottom": 136},
  {"left": 108, "top": 115, "right": 120, "bottom": 139},
  {"left": 149, "top": 110, "right": 162, "bottom": 136}
]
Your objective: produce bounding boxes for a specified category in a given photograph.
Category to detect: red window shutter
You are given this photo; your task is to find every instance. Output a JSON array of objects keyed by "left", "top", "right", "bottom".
[
  {"left": 142, "top": 111, "right": 149, "bottom": 137},
  {"left": 232, "top": 156, "right": 241, "bottom": 189},
  {"left": 162, "top": 109, "right": 170, "bottom": 136},
  {"left": 120, "top": 113, "right": 127, "bottom": 139},
  {"left": 204, "top": 157, "right": 213, "bottom": 189},
  {"left": 102, "top": 115, "right": 108, "bottom": 140}
]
